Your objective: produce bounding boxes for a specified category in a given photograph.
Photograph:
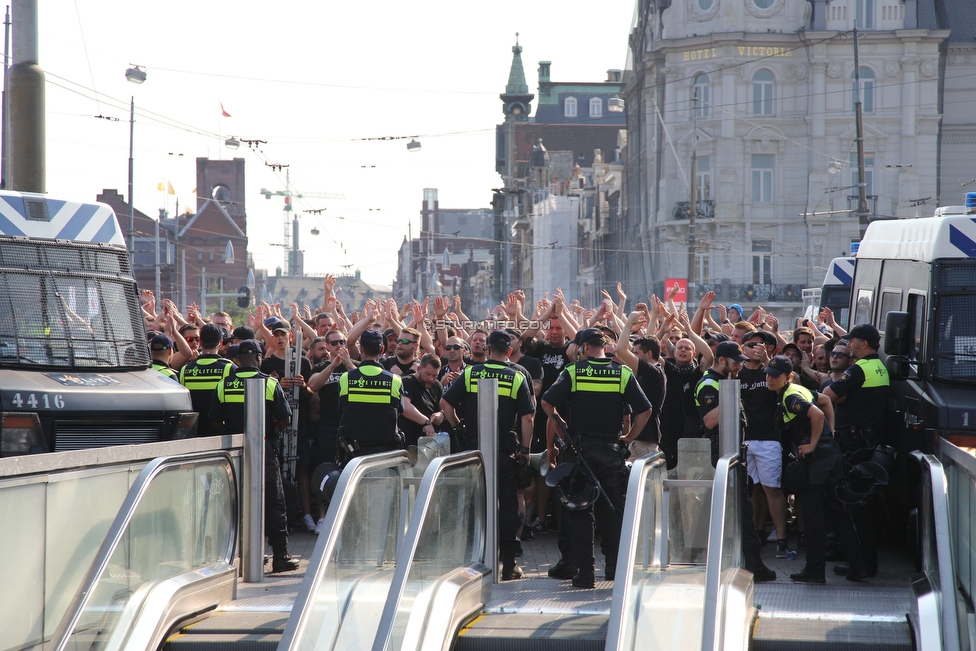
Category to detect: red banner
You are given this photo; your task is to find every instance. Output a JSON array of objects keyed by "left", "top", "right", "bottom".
[{"left": 665, "top": 278, "right": 688, "bottom": 310}]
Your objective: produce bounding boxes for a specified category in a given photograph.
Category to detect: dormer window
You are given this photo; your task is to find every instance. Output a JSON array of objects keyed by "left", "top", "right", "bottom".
[
  {"left": 564, "top": 96, "right": 577, "bottom": 118},
  {"left": 589, "top": 97, "right": 603, "bottom": 117}
]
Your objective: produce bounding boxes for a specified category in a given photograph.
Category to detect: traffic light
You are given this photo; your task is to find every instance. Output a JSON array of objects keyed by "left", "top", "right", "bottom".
[{"left": 237, "top": 286, "right": 250, "bottom": 308}]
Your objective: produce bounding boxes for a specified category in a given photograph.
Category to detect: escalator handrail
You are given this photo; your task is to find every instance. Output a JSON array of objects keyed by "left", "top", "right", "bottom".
[
  {"left": 604, "top": 450, "right": 667, "bottom": 651},
  {"left": 48, "top": 450, "right": 239, "bottom": 651},
  {"left": 371, "top": 450, "right": 486, "bottom": 651},
  {"left": 912, "top": 450, "right": 965, "bottom": 651},
  {"left": 277, "top": 450, "right": 413, "bottom": 650},
  {"left": 700, "top": 453, "right": 742, "bottom": 651}
]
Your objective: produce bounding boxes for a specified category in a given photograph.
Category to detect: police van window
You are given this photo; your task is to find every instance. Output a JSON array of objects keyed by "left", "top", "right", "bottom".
[
  {"left": 934, "top": 294, "right": 976, "bottom": 382},
  {"left": 879, "top": 291, "right": 901, "bottom": 329},
  {"left": 854, "top": 288, "right": 873, "bottom": 326},
  {"left": 907, "top": 293, "right": 925, "bottom": 360}
]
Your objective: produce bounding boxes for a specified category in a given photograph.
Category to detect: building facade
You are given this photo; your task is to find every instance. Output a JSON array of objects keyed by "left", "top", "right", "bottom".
[{"left": 623, "top": 0, "right": 957, "bottom": 316}]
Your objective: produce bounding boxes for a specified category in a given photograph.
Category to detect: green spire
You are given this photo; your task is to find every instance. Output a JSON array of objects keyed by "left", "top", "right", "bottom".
[{"left": 505, "top": 33, "right": 528, "bottom": 95}]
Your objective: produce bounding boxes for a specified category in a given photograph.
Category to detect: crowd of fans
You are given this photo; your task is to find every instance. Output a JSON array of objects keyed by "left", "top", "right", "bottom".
[{"left": 140, "top": 273, "right": 888, "bottom": 585}]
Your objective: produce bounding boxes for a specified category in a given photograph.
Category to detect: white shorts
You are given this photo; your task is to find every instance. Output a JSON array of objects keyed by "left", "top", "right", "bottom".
[{"left": 745, "top": 440, "right": 783, "bottom": 488}]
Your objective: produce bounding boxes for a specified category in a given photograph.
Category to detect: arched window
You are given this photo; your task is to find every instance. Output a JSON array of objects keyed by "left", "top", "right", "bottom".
[
  {"left": 693, "top": 74, "right": 710, "bottom": 117},
  {"left": 564, "top": 97, "right": 577, "bottom": 118},
  {"left": 754, "top": 0, "right": 774, "bottom": 8},
  {"left": 589, "top": 97, "right": 603, "bottom": 117},
  {"left": 698, "top": 0, "right": 714, "bottom": 10},
  {"left": 851, "top": 68, "right": 875, "bottom": 113},
  {"left": 752, "top": 70, "right": 774, "bottom": 115}
]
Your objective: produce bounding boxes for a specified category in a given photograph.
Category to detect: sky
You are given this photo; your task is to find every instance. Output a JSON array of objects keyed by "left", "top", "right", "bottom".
[{"left": 36, "top": 0, "right": 636, "bottom": 289}]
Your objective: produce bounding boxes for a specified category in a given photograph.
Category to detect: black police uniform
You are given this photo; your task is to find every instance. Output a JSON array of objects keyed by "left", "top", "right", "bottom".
[
  {"left": 179, "top": 353, "right": 236, "bottom": 436},
  {"left": 827, "top": 352, "right": 889, "bottom": 574},
  {"left": 694, "top": 368, "right": 727, "bottom": 465},
  {"left": 208, "top": 367, "right": 294, "bottom": 568},
  {"left": 542, "top": 357, "right": 650, "bottom": 579},
  {"left": 441, "top": 360, "right": 535, "bottom": 568},
  {"left": 777, "top": 383, "right": 864, "bottom": 581},
  {"left": 310, "top": 360, "right": 348, "bottom": 466},
  {"left": 337, "top": 360, "right": 404, "bottom": 462}
]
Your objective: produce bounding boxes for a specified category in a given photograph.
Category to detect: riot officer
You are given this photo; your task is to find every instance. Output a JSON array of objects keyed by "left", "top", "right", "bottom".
[
  {"left": 440, "top": 330, "right": 535, "bottom": 580},
  {"left": 179, "top": 323, "right": 236, "bottom": 436},
  {"left": 149, "top": 333, "right": 178, "bottom": 380},
  {"left": 208, "top": 340, "right": 298, "bottom": 573},
  {"left": 823, "top": 323, "right": 890, "bottom": 577},
  {"left": 765, "top": 355, "right": 866, "bottom": 584},
  {"left": 542, "top": 328, "right": 651, "bottom": 589},
  {"left": 337, "top": 328, "right": 404, "bottom": 463}
]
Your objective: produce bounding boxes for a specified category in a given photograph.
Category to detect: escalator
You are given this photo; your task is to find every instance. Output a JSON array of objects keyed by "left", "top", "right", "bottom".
[{"left": 44, "top": 441, "right": 966, "bottom": 650}]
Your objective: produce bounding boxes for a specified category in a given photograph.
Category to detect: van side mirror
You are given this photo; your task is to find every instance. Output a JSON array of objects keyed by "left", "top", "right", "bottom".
[
  {"left": 884, "top": 311, "right": 911, "bottom": 356},
  {"left": 885, "top": 355, "right": 909, "bottom": 381}
]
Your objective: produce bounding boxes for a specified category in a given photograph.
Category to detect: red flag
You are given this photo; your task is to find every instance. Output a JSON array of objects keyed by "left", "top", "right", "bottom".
[{"left": 220, "top": 102, "right": 231, "bottom": 118}]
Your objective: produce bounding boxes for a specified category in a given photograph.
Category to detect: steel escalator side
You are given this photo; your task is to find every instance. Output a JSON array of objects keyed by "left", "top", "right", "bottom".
[
  {"left": 48, "top": 451, "right": 240, "bottom": 651},
  {"left": 168, "top": 450, "right": 414, "bottom": 651}
]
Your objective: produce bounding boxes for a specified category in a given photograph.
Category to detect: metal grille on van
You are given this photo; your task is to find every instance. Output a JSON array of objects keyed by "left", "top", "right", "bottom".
[{"left": 54, "top": 420, "right": 165, "bottom": 451}]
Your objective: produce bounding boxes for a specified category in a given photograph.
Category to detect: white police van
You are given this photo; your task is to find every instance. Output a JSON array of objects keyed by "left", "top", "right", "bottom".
[
  {"left": 850, "top": 193, "right": 976, "bottom": 461},
  {"left": 0, "top": 191, "right": 196, "bottom": 455},
  {"left": 820, "top": 256, "right": 855, "bottom": 326}
]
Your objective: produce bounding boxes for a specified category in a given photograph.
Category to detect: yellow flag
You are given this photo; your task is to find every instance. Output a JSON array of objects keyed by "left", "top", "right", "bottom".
[{"left": 157, "top": 180, "right": 176, "bottom": 195}]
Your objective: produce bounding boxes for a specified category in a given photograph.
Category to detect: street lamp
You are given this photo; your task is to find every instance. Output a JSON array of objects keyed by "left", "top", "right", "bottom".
[
  {"left": 125, "top": 65, "right": 146, "bottom": 263},
  {"left": 406, "top": 139, "right": 421, "bottom": 152},
  {"left": 225, "top": 137, "right": 241, "bottom": 150}
]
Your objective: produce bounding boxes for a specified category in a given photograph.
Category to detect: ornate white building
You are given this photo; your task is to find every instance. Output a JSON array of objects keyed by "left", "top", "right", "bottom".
[{"left": 621, "top": 0, "right": 969, "bottom": 315}]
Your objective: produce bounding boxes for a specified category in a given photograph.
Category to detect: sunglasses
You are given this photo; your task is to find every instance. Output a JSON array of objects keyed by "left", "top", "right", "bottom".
[
  {"left": 398, "top": 338, "right": 417, "bottom": 345},
  {"left": 445, "top": 344, "right": 463, "bottom": 351},
  {"left": 327, "top": 339, "right": 346, "bottom": 346},
  {"left": 185, "top": 337, "right": 200, "bottom": 342},
  {"left": 830, "top": 351, "right": 850, "bottom": 358},
  {"left": 744, "top": 342, "right": 762, "bottom": 348}
]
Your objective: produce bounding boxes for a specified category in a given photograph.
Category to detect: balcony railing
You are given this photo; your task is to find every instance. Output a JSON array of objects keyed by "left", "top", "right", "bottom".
[
  {"left": 672, "top": 200, "right": 715, "bottom": 220},
  {"left": 692, "top": 283, "right": 807, "bottom": 303}
]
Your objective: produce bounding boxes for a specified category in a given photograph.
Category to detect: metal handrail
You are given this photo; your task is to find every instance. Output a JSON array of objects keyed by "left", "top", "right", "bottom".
[
  {"left": 49, "top": 450, "right": 239, "bottom": 651},
  {"left": 278, "top": 450, "right": 412, "bottom": 650},
  {"left": 371, "top": 450, "right": 487, "bottom": 651},
  {"left": 605, "top": 451, "right": 668, "bottom": 651},
  {"left": 700, "top": 453, "right": 742, "bottom": 651},
  {"left": 914, "top": 449, "right": 967, "bottom": 651}
]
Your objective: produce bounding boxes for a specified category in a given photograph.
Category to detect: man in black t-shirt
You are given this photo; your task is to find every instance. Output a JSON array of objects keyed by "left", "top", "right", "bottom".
[
  {"left": 616, "top": 312, "right": 667, "bottom": 457},
  {"left": 399, "top": 354, "right": 446, "bottom": 447},
  {"left": 739, "top": 330, "right": 789, "bottom": 556},
  {"left": 660, "top": 332, "right": 713, "bottom": 469},
  {"left": 382, "top": 326, "right": 421, "bottom": 376}
]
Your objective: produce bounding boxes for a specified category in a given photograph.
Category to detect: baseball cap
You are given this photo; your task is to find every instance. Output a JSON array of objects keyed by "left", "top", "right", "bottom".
[
  {"left": 238, "top": 339, "right": 262, "bottom": 356},
  {"left": 200, "top": 323, "right": 223, "bottom": 346},
  {"left": 270, "top": 320, "right": 291, "bottom": 334},
  {"left": 361, "top": 329, "right": 384, "bottom": 346},
  {"left": 598, "top": 326, "right": 619, "bottom": 342},
  {"left": 764, "top": 355, "right": 794, "bottom": 377},
  {"left": 573, "top": 328, "right": 604, "bottom": 347},
  {"left": 150, "top": 333, "right": 174, "bottom": 351},
  {"left": 225, "top": 344, "right": 240, "bottom": 359},
  {"left": 233, "top": 325, "right": 254, "bottom": 340},
  {"left": 743, "top": 330, "right": 776, "bottom": 346},
  {"left": 841, "top": 323, "right": 880, "bottom": 347},
  {"left": 705, "top": 331, "right": 730, "bottom": 344},
  {"left": 487, "top": 330, "right": 513, "bottom": 347},
  {"left": 782, "top": 342, "right": 803, "bottom": 357},
  {"left": 715, "top": 341, "right": 748, "bottom": 362}
]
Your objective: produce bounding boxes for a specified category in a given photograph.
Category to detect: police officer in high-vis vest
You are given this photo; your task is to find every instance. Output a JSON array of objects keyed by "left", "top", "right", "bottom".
[
  {"left": 179, "top": 323, "right": 236, "bottom": 436},
  {"left": 695, "top": 341, "right": 749, "bottom": 466},
  {"left": 150, "top": 333, "right": 179, "bottom": 380},
  {"left": 208, "top": 339, "right": 298, "bottom": 573},
  {"left": 337, "top": 328, "right": 404, "bottom": 463},
  {"left": 542, "top": 328, "right": 651, "bottom": 589},
  {"left": 823, "top": 322, "right": 890, "bottom": 577},
  {"left": 440, "top": 330, "right": 535, "bottom": 581},
  {"left": 765, "top": 355, "right": 865, "bottom": 584}
]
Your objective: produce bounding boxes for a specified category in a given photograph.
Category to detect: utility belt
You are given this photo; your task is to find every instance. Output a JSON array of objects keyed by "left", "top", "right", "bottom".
[
  {"left": 336, "top": 429, "right": 403, "bottom": 464},
  {"left": 834, "top": 425, "right": 878, "bottom": 455},
  {"left": 575, "top": 433, "right": 629, "bottom": 459}
]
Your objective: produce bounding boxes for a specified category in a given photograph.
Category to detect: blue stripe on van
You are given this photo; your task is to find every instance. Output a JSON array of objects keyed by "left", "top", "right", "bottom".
[
  {"left": 949, "top": 224, "right": 976, "bottom": 257},
  {"left": 91, "top": 213, "right": 120, "bottom": 244},
  {"left": 56, "top": 203, "right": 100, "bottom": 240},
  {"left": 831, "top": 263, "right": 853, "bottom": 285}
]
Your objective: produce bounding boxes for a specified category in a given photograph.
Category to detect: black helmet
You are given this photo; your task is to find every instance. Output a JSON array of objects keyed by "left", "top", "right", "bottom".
[
  {"left": 835, "top": 461, "right": 888, "bottom": 507},
  {"left": 311, "top": 462, "right": 343, "bottom": 503},
  {"left": 848, "top": 445, "right": 896, "bottom": 474},
  {"left": 545, "top": 462, "right": 601, "bottom": 510}
]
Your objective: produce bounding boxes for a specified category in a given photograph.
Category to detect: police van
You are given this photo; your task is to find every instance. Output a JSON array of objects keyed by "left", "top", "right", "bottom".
[
  {"left": 850, "top": 193, "right": 976, "bottom": 464},
  {"left": 0, "top": 191, "right": 196, "bottom": 456},
  {"left": 820, "top": 256, "right": 855, "bottom": 326}
]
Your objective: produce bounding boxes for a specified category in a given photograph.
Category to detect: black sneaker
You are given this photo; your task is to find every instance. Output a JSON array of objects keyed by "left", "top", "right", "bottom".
[
  {"left": 572, "top": 570, "right": 596, "bottom": 589},
  {"left": 790, "top": 569, "right": 825, "bottom": 584},
  {"left": 604, "top": 558, "right": 616, "bottom": 581},
  {"left": 775, "top": 540, "right": 790, "bottom": 559},
  {"left": 750, "top": 565, "right": 777, "bottom": 582},
  {"left": 270, "top": 554, "right": 300, "bottom": 573},
  {"left": 502, "top": 561, "right": 524, "bottom": 580},
  {"left": 548, "top": 559, "right": 577, "bottom": 579},
  {"left": 521, "top": 527, "right": 534, "bottom": 541}
]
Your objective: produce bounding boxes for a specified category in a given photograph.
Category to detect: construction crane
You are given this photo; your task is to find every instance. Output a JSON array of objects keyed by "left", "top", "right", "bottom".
[{"left": 260, "top": 168, "right": 344, "bottom": 276}]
